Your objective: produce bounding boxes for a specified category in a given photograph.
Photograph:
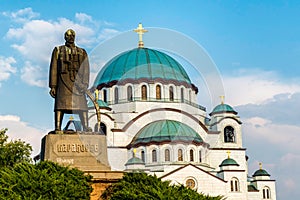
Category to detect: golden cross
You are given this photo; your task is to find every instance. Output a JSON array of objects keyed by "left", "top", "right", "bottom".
[
  {"left": 259, "top": 162, "right": 263, "bottom": 169},
  {"left": 220, "top": 95, "right": 225, "bottom": 104},
  {"left": 69, "top": 115, "right": 74, "bottom": 120},
  {"left": 133, "top": 148, "right": 137, "bottom": 157},
  {"left": 226, "top": 150, "right": 231, "bottom": 158},
  {"left": 134, "top": 23, "right": 148, "bottom": 48}
]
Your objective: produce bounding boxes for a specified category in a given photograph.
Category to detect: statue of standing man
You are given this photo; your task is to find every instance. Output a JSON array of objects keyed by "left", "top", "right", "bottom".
[{"left": 49, "top": 29, "right": 90, "bottom": 132}]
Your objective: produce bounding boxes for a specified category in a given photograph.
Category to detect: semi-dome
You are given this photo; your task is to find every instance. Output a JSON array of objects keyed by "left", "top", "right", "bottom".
[
  {"left": 219, "top": 158, "right": 239, "bottom": 167},
  {"left": 94, "top": 48, "right": 196, "bottom": 90},
  {"left": 253, "top": 169, "right": 270, "bottom": 177},
  {"left": 210, "top": 103, "right": 237, "bottom": 116},
  {"left": 128, "top": 120, "right": 204, "bottom": 148}
]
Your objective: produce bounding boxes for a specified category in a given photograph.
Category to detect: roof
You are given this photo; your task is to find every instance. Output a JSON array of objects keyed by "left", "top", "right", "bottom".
[
  {"left": 128, "top": 120, "right": 203, "bottom": 148},
  {"left": 253, "top": 169, "right": 270, "bottom": 177},
  {"left": 210, "top": 103, "right": 237, "bottom": 116},
  {"left": 88, "top": 99, "right": 110, "bottom": 109},
  {"left": 125, "top": 157, "right": 144, "bottom": 166},
  {"left": 219, "top": 158, "right": 239, "bottom": 167},
  {"left": 93, "top": 48, "right": 192, "bottom": 88}
]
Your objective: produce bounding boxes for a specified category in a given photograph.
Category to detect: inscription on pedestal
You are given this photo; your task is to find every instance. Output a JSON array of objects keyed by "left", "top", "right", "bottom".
[{"left": 41, "top": 133, "right": 110, "bottom": 171}]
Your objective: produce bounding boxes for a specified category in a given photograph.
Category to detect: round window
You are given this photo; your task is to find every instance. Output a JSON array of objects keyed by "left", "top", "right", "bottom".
[{"left": 186, "top": 179, "right": 196, "bottom": 189}]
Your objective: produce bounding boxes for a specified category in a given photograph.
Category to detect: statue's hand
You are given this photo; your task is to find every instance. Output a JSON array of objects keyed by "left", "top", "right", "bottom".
[{"left": 50, "top": 88, "right": 56, "bottom": 98}]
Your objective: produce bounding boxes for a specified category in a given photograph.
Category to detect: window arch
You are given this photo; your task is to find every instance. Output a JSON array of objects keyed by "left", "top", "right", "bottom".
[
  {"left": 165, "top": 149, "right": 170, "bottom": 162},
  {"left": 224, "top": 126, "right": 235, "bottom": 143},
  {"left": 190, "top": 149, "right": 194, "bottom": 161},
  {"left": 263, "top": 187, "right": 271, "bottom": 199},
  {"left": 186, "top": 178, "right": 196, "bottom": 189},
  {"left": 199, "top": 150, "right": 202, "bottom": 162},
  {"left": 141, "top": 150, "right": 145, "bottom": 162},
  {"left": 94, "top": 122, "right": 107, "bottom": 135},
  {"left": 103, "top": 89, "right": 107, "bottom": 103},
  {"left": 114, "top": 87, "right": 119, "bottom": 104},
  {"left": 178, "top": 149, "right": 183, "bottom": 161},
  {"left": 156, "top": 85, "right": 161, "bottom": 100},
  {"left": 169, "top": 86, "right": 174, "bottom": 101},
  {"left": 180, "top": 88, "right": 184, "bottom": 103},
  {"left": 152, "top": 149, "right": 157, "bottom": 162},
  {"left": 230, "top": 178, "right": 239, "bottom": 192},
  {"left": 141, "top": 85, "right": 147, "bottom": 100},
  {"left": 127, "top": 86, "right": 133, "bottom": 101}
]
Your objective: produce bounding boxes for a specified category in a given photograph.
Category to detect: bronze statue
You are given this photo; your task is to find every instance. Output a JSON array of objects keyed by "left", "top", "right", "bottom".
[{"left": 49, "top": 29, "right": 90, "bottom": 132}]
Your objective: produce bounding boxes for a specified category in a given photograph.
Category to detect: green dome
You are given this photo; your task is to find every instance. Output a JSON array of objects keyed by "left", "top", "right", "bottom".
[
  {"left": 94, "top": 48, "right": 192, "bottom": 88},
  {"left": 253, "top": 169, "right": 270, "bottom": 177},
  {"left": 210, "top": 103, "right": 237, "bottom": 116},
  {"left": 128, "top": 120, "right": 203, "bottom": 148},
  {"left": 219, "top": 158, "right": 239, "bottom": 167},
  {"left": 125, "top": 157, "right": 144, "bottom": 166}
]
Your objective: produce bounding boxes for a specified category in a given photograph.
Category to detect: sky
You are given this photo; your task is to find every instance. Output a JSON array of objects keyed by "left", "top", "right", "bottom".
[{"left": 0, "top": 1, "right": 300, "bottom": 199}]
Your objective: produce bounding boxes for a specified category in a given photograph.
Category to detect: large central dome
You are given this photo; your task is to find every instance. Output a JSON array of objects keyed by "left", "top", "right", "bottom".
[{"left": 94, "top": 48, "right": 192, "bottom": 88}]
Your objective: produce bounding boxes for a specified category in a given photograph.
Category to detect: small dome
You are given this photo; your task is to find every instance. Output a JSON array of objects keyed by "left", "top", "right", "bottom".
[
  {"left": 210, "top": 103, "right": 237, "bottom": 116},
  {"left": 125, "top": 157, "right": 144, "bottom": 166},
  {"left": 253, "top": 169, "right": 270, "bottom": 177},
  {"left": 128, "top": 120, "right": 203, "bottom": 148},
  {"left": 94, "top": 48, "right": 195, "bottom": 90},
  {"left": 219, "top": 158, "right": 239, "bottom": 167}
]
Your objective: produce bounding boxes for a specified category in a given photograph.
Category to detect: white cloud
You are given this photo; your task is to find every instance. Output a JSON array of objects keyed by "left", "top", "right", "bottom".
[
  {"left": 21, "top": 61, "right": 47, "bottom": 88},
  {"left": 0, "top": 56, "right": 17, "bottom": 82},
  {"left": 223, "top": 69, "right": 300, "bottom": 106},
  {"left": 4, "top": 8, "right": 119, "bottom": 88},
  {"left": 0, "top": 115, "right": 47, "bottom": 157},
  {"left": 243, "top": 117, "right": 300, "bottom": 152},
  {"left": 2, "top": 7, "right": 39, "bottom": 23}
]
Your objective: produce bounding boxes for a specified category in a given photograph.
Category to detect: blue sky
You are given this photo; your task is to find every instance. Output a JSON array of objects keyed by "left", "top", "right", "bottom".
[{"left": 1, "top": 1, "right": 300, "bottom": 199}]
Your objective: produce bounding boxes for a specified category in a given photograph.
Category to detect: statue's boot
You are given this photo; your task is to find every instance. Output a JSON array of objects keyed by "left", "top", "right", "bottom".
[
  {"left": 79, "top": 111, "right": 91, "bottom": 132},
  {"left": 55, "top": 111, "right": 64, "bottom": 131}
]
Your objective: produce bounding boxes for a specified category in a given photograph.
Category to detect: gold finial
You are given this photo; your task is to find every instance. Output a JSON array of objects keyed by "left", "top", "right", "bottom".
[
  {"left": 220, "top": 95, "right": 225, "bottom": 104},
  {"left": 133, "top": 149, "right": 137, "bottom": 157},
  {"left": 226, "top": 150, "right": 231, "bottom": 158},
  {"left": 95, "top": 89, "right": 99, "bottom": 101},
  {"left": 134, "top": 23, "right": 148, "bottom": 48},
  {"left": 69, "top": 115, "right": 74, "bottom": 120},
  {"left": 259, "top": 162, "right": 263, "bottom": 170}
]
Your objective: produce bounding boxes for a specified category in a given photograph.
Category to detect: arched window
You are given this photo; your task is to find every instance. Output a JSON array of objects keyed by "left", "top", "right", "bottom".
[
  {"left": 224, "top": 126, "right": 235, "bottom": 143},
  {"left": 103, "top": 89, "right": 107, "bottom": 103},
  {"left": 152, "top": 149, "right": 157, "bottom": 162},
  {"left": 156, "top": 85, "right": 161, "bottom": 100},
  {"left": 180, "top": 88, "right": 184, "bottom": 103},
  {"left": 114, "top": 87, "right": 119, "bottom": 104},
  {"left": 186, "top": 179, "right": 196, "bottom": 189},
  {"left": 165, "top": 149, "right": 170, "bottom": 162},
  {"left": 190, "top": 149, "right": 194, "bottom": 161},
  {"left": 127, "top": 86, "right": 133, "bottom": 101},
  {"left": 94, "top": 122, "right": 107, "bottom": 135},
  {"left": 178, "top": 149, "right": 183, "bottom": 161},
  {"left": 199, "top": 150, "right": 202, "bottom": 162},
  {"left": 141, "top": 85, "right": 147, "bottom": 100},
  {"left": 169, "top": 86, "right": 174, "bottom": 101},
  {"left": 141, "top": 150, "right": 145, "bottom": 162},
  {"left": 263, "top": 187, "right": 271, "bottom": 199},
  {"left": 230, "top": 178, "right": 239, "bottom": 192}
]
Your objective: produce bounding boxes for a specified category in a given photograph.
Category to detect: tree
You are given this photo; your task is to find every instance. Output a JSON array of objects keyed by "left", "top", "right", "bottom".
[
  {"left": 0, "top": 161, "right": 93, "bottom": 199},
  {"left": 0, "top": 128, "right": 32, "bottom": 168},
  {"left": 101, "top": 172, "right": 223, "bottom": 200},
  {"left": 0, "top": 128, "right": 93, "bottom": 199}
]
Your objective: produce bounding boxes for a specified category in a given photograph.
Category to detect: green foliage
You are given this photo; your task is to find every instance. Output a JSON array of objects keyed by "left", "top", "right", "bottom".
[
  {"left": 0, "top": 161, "right": 93, "bottom": 200},
  {"left": 101, "top": 172, "right": 223, "bottom": 200},
  {"left": 0, "top": 128, "right": 32, "bottom": 168}
]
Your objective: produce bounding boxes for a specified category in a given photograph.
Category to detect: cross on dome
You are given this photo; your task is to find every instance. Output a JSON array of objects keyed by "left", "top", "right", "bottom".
[{"left": 134, "top": 23, "right": 148, "bottom": 48}]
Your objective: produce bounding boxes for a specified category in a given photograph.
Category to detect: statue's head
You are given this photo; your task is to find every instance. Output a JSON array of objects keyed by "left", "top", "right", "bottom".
[{"left": 64, "top": 29, "right": 76, "bottom": 44}]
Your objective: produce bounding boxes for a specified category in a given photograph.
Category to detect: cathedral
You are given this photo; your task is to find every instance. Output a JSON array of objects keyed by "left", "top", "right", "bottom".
[{"left": 70, "top": 24, "right": 276, "bottom": 200}]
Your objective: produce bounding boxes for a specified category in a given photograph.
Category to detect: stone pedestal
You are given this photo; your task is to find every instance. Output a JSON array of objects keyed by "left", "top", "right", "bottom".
[{"left": 41, "top": 133, "right": 111, "bottom": 171}]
